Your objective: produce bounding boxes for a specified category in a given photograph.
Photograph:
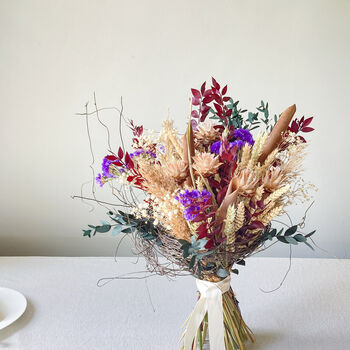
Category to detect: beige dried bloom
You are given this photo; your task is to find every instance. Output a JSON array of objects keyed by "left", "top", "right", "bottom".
[
  {"left": 192, "top": 152, "right": 221, "bottom": 177},
  {"left": 232, "top": 169, "right": 258, "bottom": 197},
  {"left": 138, "top": 161, "right": 177, "bottom": 197},
  {"left": 165, "top": 160, "right": 188, "bottom": 183},
  {"left": 195, "top": 122, "right": 220, "bottom": 143},
  {"left": 263, "top": 167, "right": 285, "bottom": 192}
]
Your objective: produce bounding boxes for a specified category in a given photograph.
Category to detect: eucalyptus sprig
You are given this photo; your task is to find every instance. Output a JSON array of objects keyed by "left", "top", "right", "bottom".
[
  {"left": 261, "top": 225, "right": 316, "bottom": 250},
  {"left": 82, "top": 210, "right": 162, "bottom": 246}
]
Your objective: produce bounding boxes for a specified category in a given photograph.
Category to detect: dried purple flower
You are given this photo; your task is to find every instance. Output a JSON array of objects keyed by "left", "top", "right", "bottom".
[
  {"left": 130, "top": 148, "right": 157, "bottom": 159},
  {"left": 175, "top": 189, "right": 211, "bottom": 221}
]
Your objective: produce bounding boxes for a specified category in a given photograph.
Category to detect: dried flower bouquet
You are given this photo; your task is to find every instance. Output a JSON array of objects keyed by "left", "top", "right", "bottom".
[{"left": 77, "top": 78, "right": 316, "bottom": 350}]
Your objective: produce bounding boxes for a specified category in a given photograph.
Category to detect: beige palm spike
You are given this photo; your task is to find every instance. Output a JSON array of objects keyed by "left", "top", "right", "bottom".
[{"left": 258, "top": 104, "right": 296, "bottom": 164}]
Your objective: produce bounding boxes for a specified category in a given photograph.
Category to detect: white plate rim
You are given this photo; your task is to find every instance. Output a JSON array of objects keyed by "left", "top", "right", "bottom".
[{"left": 0, "top": 287, "right": 27, "bottom": 330}]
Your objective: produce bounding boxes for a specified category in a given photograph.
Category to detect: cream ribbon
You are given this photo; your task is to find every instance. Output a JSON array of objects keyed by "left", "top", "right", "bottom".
[{"left": 184, "top": 275, "right": 231, "bottom": 350}]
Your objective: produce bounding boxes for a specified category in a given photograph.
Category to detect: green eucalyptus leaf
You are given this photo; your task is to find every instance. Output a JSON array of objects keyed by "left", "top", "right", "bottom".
[
  {"left": 83, "top": 229, "right": 91, "bottom": 238},
  {"left": 189, "top": 255, "right": 196, "bottom": 269},
  {"left": 95, "top": 224, "right": 111, "bottom": 233},
  {"left": 277, "top": 236, "right": 288, "bottom": 244},
  {"left": 285, "top": 236, "right": 298, "bottom": 245},
  {"left": 304, "top": 241, "right": 315, "bottom": 250},
  {"left": 294, "top": 234, "right": 307, "bottom": 242},
  {"left": 217, "top": 268, "right": 229, "bottom": 278},
  {"left": 183, "top": 247, "right": 190, "bottom": 258},
  {"left": 179, "top": 239, "right": 190, "bottom": 245},
  {"left": 112, "top": 225, "right": 123, "bottom": 236},
  {"left": 269, "top": 229, "right": 277, "bottom": 237},
  {"left": 277, "top": 228, "right": 284, "bottom": 236},
  {"left": 305, "top": 230, "right": 316, "bottom": 238},
  {"left": 285, "top": 225, "right": 298, "bottom": 236}
]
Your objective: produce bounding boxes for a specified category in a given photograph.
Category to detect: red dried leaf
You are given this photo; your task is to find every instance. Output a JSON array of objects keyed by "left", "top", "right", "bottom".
[
  {"left": 118, "top": 147, "right": 124, "bottom": 159},
  {"left": 289, "top": 120, "right": 299, "bottom": 133},
  {"left": 192, "top": 97, "right": 200, "bottom": 106},
  {"left": 301, "top": 127, "right": 314, "bottom": 133},
  {"left": 112, "top": 160, "right": 123, "bottom": 167},
  {"left": 214, "top": 103, "right": 223, "bottom": 114},
  {"left": 203, "top": 89, "right": 212, "bottom": 97},
  {"left": 302, "top": 117, "right": 313, "bottom": 127},
  {"left": 213, "top": 225, "right": 222, "bottom": 236},
  {"left": 105, "top": 155, "right": 117, "bottom": 161},
  {"left": 201, "top": 105, "right": 210, "bottom": 113},
  {"left": 202, "top": 96, "right": 214, "bottom": 104},
  {"left": 205, "top": 239, "right": 214, "bottom": 250},
  {"left": 191, "top": 119, "right": 198, "bottom": 130},
  {"left": 191, "top": 110, "right": 199, "bottom": 118},
  {"left": 197, "top": 222, "right": 208, "bottom": 235},
  {"left": 125, "top": 153, "right": 134, "bottom": 170},
  {"left": 208, "top": 178, "right": 220, "bottom": 189},
  {"left": 257, "top": 199, "right": 265, "bottom": 209},
  {"left": 212, "top": 77, "right": 220, "bottom": 90},
  {"left": 225, "top": 109, "right": 233, "bottom": 117},
  {"left": 192, "top": 214, "right": 206, "bottom": 223},
  {"left": 212, "top": 94, "right": 221, "bottom": 104},
  {"left": 222, "top": 85, "right": 227, "bottom": 95},
  {"left": 200, "top": 82, "right": 206, "bottom": 95},
  {"left": 217, "top": 188, "right": 227, "bottom": 204},
  {"left": 249, "top": 199, "right": 256, "bottom": 209},
  {"left": 197, "top": 230, "right": 208, "bottom": 239},
  {"left": 249, "top": 221, "right": 265, "bottom": 229},
  {"left": 223, "top": 96, "right": 230, "bottom": 102},
  {"left": 191, "top": 88, "right": 201, "bottom": 99},
  {"left": 200, "top": 114, "right": 207, "bottom": 122}
]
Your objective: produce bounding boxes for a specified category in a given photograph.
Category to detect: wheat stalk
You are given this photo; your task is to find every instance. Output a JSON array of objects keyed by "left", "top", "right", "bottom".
[
  {"left": 248, "top": 132, "right": 268, "bottom": 169},
  {"left": 254, "top": 185, "right": 265, "bottom": 202},
  {"left": 232, "top": 201, "right": 245, "bottom": 233},
  {"left": 224, "top": 205, "right": 236, "bottom": 244},
  {"left": 236, "top": 143, "right": 251, "bottom": 174},
  {"left": 259, "top": 204, "right": 284, "bottom": 225},
  {"left": 265, "top": 184, "right": 290, "bottom": 204}
]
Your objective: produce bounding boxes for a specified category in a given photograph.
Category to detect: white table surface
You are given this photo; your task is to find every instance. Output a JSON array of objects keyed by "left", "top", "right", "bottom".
[{"left": 0, "top": 257, "right": 349, "bottom": 350}]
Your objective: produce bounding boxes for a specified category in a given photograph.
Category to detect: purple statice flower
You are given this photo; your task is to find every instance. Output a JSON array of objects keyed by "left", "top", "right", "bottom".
[
  {"left": 158, "top": 144, "right": 166, "bottom": 154},
  {"left": 130, "top": 148, "right": 157, "bottom": 159},
  {"left": 231, "top": 139, "right": 245, "bottom": 149},
  {"left": 96, "top": 173, "right": 104, "bottom": 187},
  {"left": 102, "top": 157, "right": 116, "bottom": 178},
  {"left": 233, "top": 128, "right": 254, "bottom": 146},
  {"left": 210, "top": 128, "right": 255, "bottom": 154},
  {"left": 175, "top": 189, "right": 211, "bottom": 221},
  {"left": 210, "top": 141, "right": 221, "bottom": 154}
]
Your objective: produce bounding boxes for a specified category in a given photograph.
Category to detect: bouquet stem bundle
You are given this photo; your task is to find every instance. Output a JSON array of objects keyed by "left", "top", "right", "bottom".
[{"left": 182, "top": 288, "right": 253, "bottom": 350}]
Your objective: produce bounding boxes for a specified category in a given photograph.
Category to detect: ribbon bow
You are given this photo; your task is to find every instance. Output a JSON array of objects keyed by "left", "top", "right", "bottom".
[{"left": 184, "top": 276, "right": 231, "bottom": 350}]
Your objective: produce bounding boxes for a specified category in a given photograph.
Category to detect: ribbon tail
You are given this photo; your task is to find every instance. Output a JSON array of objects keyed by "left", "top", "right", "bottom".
[
  {"left": 207, "top": 290, "right": 226, "bottom": 350},
  {"left": 184, "top": 298, "right": 207, "bottom": 350}
]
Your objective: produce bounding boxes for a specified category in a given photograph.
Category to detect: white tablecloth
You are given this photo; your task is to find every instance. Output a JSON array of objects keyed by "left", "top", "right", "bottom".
[{"left": 0, "top": 257, "right": 349, "bottom": 350}]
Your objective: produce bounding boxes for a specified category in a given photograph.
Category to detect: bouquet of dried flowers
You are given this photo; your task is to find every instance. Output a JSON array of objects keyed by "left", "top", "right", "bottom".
[{"left": 77, "top": 78, "right": 316, "bottom": 350}]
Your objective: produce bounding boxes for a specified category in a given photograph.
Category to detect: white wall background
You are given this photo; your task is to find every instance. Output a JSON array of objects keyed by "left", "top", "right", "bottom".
[{"left": 0, "top": 0, "right": 349, "bottom": 257}]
